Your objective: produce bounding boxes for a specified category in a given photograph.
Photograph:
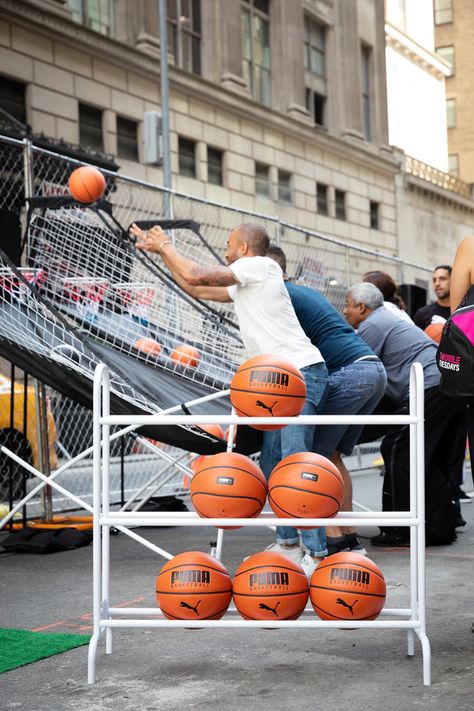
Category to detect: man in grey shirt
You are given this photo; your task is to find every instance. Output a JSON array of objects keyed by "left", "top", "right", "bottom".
[{"left": 344, "top": 283, "right": 464, "bottom": 547}]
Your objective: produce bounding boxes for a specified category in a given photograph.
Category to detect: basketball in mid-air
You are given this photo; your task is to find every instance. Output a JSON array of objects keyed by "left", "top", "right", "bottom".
[
  {"left": 68, "top": 166, "right": 106, "bottom": 203},
  {"left": 230, "top": 354, "right": 306, "bottom": 431},
  {"left": 268, "top": 452, "right": 345, "bottom": 522},
  {"left": 156, "top": 551, "right": 232, "bottom": 620},
  {"left": 310, "top": 552, "right": 386, "bottom": 621},
  {"left": 171, "top": 344, "right": 200, "bottom": 368},
  {"left": 190, "top": 452, "right": 267, "bottom": 527},
  {"left": 232, "top": 551, "right": 309, "bottom": 620}
]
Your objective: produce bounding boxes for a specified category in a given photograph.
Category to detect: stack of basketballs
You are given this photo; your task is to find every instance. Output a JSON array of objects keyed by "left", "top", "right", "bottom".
[
  {"left": 155, "top": 354, "right": 387, "bottom": 623},
  {"left": 156, "top": 549, "right": 386, "bottom": 622}
]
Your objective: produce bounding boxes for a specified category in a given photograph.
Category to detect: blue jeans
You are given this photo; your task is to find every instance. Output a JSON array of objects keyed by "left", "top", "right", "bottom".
[
  {"left": 313, "top": 360, "right": 387, "bottom": 457},
  {"left": 259, "top": 362, "right": 329, "bottom": 556}
]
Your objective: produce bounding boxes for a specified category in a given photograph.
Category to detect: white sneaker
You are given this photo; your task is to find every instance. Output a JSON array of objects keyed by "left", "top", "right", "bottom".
[
  {"left": 297, "top": 553, "right": 318, "bottom": 579},
  {"left": 263, "top": 542, "right": 304, "bottom": 563}
]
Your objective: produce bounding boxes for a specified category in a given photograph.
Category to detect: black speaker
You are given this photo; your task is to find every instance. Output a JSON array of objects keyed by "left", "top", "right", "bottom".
[
  {"left": 0, "top": 209, "right": 21, "bottom": 265},
  {"left": 399, "top": 284, "right": 427, "bottom": 318}
]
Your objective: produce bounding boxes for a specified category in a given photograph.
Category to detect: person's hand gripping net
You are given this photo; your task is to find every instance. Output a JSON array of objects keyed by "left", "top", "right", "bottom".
[{"left": 130, "top": 223, "right": 172, "bottom": 254}]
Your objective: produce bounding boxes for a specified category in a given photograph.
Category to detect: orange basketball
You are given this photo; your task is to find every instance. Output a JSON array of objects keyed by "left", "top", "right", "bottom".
[
  {"left": 424, "top": 322, "right": 444, "bottom": 344},
  {"left": 156, "top": 551, "right": 232, "bottom": 620},
  {"left": 268, "top": 452, "right": 345, "bottom": 524},
  {"left": 196, "top": 423, "right": 225, "bottom": 440},
  {"left": 171, "top": 344, "right": 200, "bottom": 368},
  {"left": 233, "top": 552, "right": 309, "bottom": 620},
  {"left": 68, "top": 166, "right": 106, "bottom": 203},
  {"left": 230, "top": 354, "right": 306, "bottom": 431},
  {"left": 310, "top": 552, "right": 386, "bottom": 621},
  {"left": 134, "top": 336, "right": 162, "bottom": 355},
  {"left": 186, "top": 425, "right": 226, "bottom": 485},
  {"left": 190, "top": 452, "right": 267, "bottom": 528}
]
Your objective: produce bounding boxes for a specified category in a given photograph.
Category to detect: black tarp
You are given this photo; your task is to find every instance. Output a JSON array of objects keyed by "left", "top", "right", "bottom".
[{"left": 0, "top": 303, "right": 261, "bottom": 455}]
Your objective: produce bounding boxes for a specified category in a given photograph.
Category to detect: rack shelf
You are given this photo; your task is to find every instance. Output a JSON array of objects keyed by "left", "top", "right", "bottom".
[{"left": 88, "top": 363, "right": 431, "bottom": 685}]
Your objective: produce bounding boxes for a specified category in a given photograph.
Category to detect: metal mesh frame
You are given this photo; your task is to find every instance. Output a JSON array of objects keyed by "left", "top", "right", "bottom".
[{"left": 0, "top": 134, "right": 433, "bottom": 514}]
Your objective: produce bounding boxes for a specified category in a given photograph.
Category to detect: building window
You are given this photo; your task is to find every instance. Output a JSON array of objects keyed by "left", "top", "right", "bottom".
[
  {"left": 278, "top": 170, "right": 292, "bottom": 205},
  {"left": 436, "top": 45, "right": 455, "bottom": 74},
  {"left": 316, "top": 183, "right": 328, "bottom": 216},
  {"left": 306, "top": 89, "right": 326, "bottom": 128},
  {"left": 178, "top": 137, "right": 196, "bottom": 178},
  {"left": 167, "top": 0, "right": 201, "bottom": 75},
  {"left": 304, "top": 16, "right": 327, "bottom": 127},
  {"left": 66, "top": 0, "right": 114, "bottom": 36},
  {"left": 255, "top": 162, "right": 271, "bottom": 198},
  {"left": 446, "top": 98, "right": 456, "bottom": 128},
  {"left": 79, "top": 104, "right": 103, "bottom": 152},
  {"left": 241, "top": 0, "right": 271, "bottom": 107},
  {"left": 448, "top": 154, "right": 459, "bottom": 177},
  {"left": 370, "top": 201, "right": 379, "bottom": 230},
  {"left": 117, "top": 117, "right": 138, "bottom": 161},
  {"left": 361, "top": 45, "right": 371, "bottom": 140},
  {"left": 304, "top": 16, "right": 325, "bottom": 76},
  {"left": 434, "top": 0, "right": 453, "bottom": 25},
  {"left": 208, "top": 147, "right": 223, "bottom": 186},
  {"left": 335, "top": 190, "right": 346, "bottom": 220},
  {"left": 0, "top": 76, "right": 26, "bottom": 124}
]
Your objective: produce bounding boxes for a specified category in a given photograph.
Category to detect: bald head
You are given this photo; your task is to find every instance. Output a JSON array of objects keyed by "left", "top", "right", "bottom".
[
  {"left": 234, "top": 223, "right": 270, "bottom": 256},
  {"left": 226, "top": 223, "right": 270, "bottom": 264}
]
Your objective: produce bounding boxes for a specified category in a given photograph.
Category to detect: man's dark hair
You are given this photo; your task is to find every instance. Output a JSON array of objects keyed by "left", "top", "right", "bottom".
[
  {"left": 266, "top": 243, "right": 287, "bottom": 273},
  {"left": 434, "top": 265, "right": 452, "bottom": 275},
  {"left": 238, "top": 223, "right": 270, "bottom": 256}
]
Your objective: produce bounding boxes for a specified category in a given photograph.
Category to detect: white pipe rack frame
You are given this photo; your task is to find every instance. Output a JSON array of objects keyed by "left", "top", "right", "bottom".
[{"left": 88, "top": 362, "right": 431, "bottom": 686}]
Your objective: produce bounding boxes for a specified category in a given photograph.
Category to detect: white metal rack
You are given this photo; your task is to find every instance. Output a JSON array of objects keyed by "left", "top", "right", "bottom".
[{"left": 88, "top": 362, "right": 431, "bottom": 685}]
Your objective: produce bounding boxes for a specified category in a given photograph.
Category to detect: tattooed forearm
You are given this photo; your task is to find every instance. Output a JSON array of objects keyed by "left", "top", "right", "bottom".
[{"left": 189, "top": 265, "right": 238, "bottom": 286}]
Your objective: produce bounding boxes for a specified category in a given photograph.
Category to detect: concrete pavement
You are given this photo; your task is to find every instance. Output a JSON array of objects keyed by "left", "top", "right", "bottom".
[{"left": 1, "top": 468, "right": 473, "bottom": 711}]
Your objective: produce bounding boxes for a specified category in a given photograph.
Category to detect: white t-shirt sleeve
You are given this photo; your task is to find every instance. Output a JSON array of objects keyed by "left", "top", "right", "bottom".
[
  {"left": 227, "top": 257, "right": 271, "bottom": 300},
  {"left": 228, "top": 257, "right": 269, "bottom": 287}
]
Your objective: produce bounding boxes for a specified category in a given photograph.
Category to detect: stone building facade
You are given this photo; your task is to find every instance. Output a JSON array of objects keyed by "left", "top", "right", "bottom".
[
  {"left": 0, "top": 0, "right": 473, "bottom": 277},
  {"left": 434, "top": 0, "right": 474, "bottom": 184}
]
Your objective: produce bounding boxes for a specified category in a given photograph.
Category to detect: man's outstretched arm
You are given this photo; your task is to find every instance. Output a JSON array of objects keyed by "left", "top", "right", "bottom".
[{"left": 130, "top": 224, "right": 237, "bottom": 302}]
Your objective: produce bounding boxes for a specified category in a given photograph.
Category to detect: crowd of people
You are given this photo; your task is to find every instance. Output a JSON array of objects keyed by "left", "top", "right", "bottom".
[{"left": 130, "top": 221, "right": 472, "bottom": 576}]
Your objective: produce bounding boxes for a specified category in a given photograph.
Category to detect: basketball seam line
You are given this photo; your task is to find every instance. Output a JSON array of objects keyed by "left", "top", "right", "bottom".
[
  {"left": 233, "top": 590, "right": 309, "bottom": 598},
  {"left": 191, "top": 492, "right": 265, "bottom": 503},
  {"left": 234, "top": 564, "right": 305, "bottom": 578},
  {"left": 192, "top": 501, "right": 261, "bottom": 519},
  {"left": 271, "top": 461, "right": 343, "bottom": 481},
  {"left": 192, "top": 465, "right": 266, "bottom": 488},
  {"left": 230, "top": 387, "right": 306, "bottom": 399},
  {"left": 313, "top": 562, "right": 385, "bottom": 582},
  {"left": 269, "top": 486, "right": 341, "bottom": 500},
  {"left": 311, "top": 602, "right": 380, "bottom": 620},
  {"left": 310, "top": 585, "right": 385, "bottom": 598},
  {"left": 159, "top": 605, "right": 231, "bottom": 620},
  {"left": 268, "top": 492, "right": 339, "bottom": 517},
  {"left": 156, "top": 589, "right": 232, "bottom": 595},
  {"left": 236, "top": 614, "right": 304, "bottom": 621},
  {"left": 159, "top": 563, "right": 230, "bottom": 575}
]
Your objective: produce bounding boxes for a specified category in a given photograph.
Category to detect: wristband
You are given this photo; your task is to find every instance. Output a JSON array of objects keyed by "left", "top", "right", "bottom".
[{"left": 158, "top": 239, "right": 172, "bottom": 252}]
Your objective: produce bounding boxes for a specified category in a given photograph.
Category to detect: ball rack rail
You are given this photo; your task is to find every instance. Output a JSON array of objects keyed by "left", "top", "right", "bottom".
[{"left": 88, "top": 362, "right": 430, "bottom": 685}]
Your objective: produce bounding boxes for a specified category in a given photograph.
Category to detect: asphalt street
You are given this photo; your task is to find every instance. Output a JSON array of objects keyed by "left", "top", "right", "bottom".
[{"left": 1, "top": 467, "right": 473, "bottom": 711}]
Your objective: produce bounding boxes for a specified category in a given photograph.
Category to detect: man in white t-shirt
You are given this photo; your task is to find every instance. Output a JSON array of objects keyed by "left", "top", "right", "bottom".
[{"left": 130, "top": 221, "right": 329, "bottom": 574}]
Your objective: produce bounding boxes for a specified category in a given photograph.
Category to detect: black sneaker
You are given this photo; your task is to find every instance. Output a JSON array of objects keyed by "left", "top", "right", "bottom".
[
  {"left": 370, "top": 531, "right": 410, "bottom": 547},
  {"left": 327, "top": 538, "right": 350, "bottom": 556},
  {"left": 456, "top": 488, "right": 473, "bottom": 504},
  {"left": 344, "top": 534, "right": 367, "bottom": 555}
]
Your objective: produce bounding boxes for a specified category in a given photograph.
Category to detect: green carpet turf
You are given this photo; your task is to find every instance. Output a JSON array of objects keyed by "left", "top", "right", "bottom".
[{"left": 0, "top": 628, "right": 90, "bottom": 673}]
